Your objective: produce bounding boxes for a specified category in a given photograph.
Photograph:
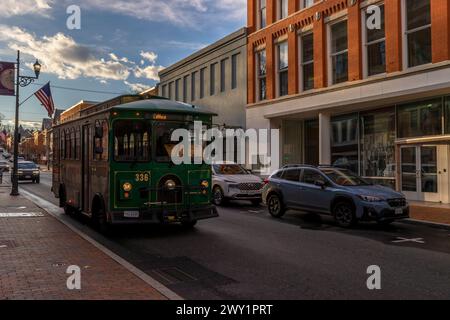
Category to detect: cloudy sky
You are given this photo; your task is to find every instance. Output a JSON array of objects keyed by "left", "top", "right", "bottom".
[{"left": 0, "top": 0, "right": 245, "bottom": 128}]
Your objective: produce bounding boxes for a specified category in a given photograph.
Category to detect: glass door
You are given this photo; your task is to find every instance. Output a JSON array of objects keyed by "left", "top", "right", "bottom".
[{"left": 401, "top": 145, "right": 443, "bottom": 202}]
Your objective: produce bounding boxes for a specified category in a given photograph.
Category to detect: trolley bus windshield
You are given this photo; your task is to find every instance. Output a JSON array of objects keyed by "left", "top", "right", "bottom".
[
  {"left": 154, "top": 121, "right": 186, "bottom": 162},
  {"left": 114, "top": 120, "right": 151, "bottom": 162},
  {"left": 154, "top": 121, "right": 207, "bottom": 163}
]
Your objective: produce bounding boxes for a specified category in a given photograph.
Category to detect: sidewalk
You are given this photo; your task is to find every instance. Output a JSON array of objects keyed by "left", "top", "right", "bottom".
[
  {"left": 0, "top": 184, "right": 166, "bottom": 300},
  {"left": 409, "top": 202, "right": 450, "bottom": 226}
]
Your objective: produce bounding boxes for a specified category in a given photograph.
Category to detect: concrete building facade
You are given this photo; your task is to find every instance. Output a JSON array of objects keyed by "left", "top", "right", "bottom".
[
  {"left": 159, "top": 28, "right": 248, "bottom": 130},
  {"left": 247, "top": 0, "right": 450, "bottom": 204}
]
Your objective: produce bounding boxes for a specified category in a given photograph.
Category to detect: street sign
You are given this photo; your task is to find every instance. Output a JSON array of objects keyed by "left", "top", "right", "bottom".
[{"left": 0, "top": 62, "right": 15, "bottom": 96}]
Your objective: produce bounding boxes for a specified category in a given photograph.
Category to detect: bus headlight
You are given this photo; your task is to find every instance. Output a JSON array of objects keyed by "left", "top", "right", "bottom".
[
  {"left": 165, "top": 179, "right": 177, "bottom": 190},
  {"left": 123, "top": 182, "right": 133, "bottom": 192},
  {"left": 200, "top": 180, "right": 209, "bottom": 188}
]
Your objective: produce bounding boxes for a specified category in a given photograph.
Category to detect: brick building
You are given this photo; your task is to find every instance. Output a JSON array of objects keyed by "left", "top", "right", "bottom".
[{"left": 246, "top": 0, "right": 450, "bottom": 204}]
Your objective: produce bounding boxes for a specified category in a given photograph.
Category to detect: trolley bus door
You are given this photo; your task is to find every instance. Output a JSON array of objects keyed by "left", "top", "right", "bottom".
[{"left": 82, "top": 125, "right": 90, "bottom": 212}]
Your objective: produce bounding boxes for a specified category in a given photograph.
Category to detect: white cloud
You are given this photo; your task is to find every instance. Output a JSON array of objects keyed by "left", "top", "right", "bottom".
[
  {"left": 134, "top": 65, "right": 164, "bottom": 81},
  {"left": 140, "top": 51, "right": 157, "bottom": 63},
  {"left": 0, "top": 0, "right": 53, "bottom": 18},
  {"left": 124, "top": 81, "right": 151, "bottom": 93},
  {"left": 0, "top": 25, "right": 163, "bottom": 84}
]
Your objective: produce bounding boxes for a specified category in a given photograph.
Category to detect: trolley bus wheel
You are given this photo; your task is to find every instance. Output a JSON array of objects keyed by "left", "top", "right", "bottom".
[
  {"left": 92, "top": 199, "right": 111, "bottom": 235},
  {"left": 59, "top": 185, "right": 66, "bottom": 208},
  {"left": 181, "top": 220, "right": 197, "bottom": 229},
  {"left": 64, "top": 204, "right": 73, "bottom": 215}
]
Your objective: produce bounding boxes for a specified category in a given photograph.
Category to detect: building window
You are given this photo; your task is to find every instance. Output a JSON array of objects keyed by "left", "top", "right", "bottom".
[
  {"left": 259, "top": 0, "right": 267, "bottom": 29},
  {"left": 364, "top": 3, "right": 386, "bottom": 76},
  {"left": 183, "top": 75, "right": 189, "bottom": 103},
  {"left": 301, "top": 33, "right": 314, "bottom": 91},
  {"left": 210, "top": 63, "right": 217, "bottom": 96},
  {"left": 304, "top": 119, "right": 319, "bottom": 166},
  {"left": 329, "top": 20, "right": 348, "bottom": 85},
  {"left": 331, "top": 114, "right": 359, "bottom": 174},
  {"left": 200, "top": 68, "right": 206, "bottom": 99},
  {"left": 75, "top": 127, "right": 80, "bottom": 160},
  {"left": 360, "top": 108, "right": 396, "bottom": 187},
  {"left": 300, "top": 0, "right": 314, "bottom": 9},
  {"left": 278, "top": 0, "right": 288, "bottom": 20},
  {"left": 278, "top": 41, "right": 288, "bottom": 97},
  {"left": 405, "top": 0, "right": 431, "bottom": 68},
  {"left": 175, "top": 79, "right": 180, "bottom": 101},
  {"left": 191, "top": 72, "right": 197, "bottom": 101},
  {"left": 231, "top": 54, "right": 239, "bottom": 90},
  {"left": 397, "top": 98, "right": 443, "bottom": 138},
  {"left": 168, "top": 82, "right": 173, "bottom": 100},
  {"left": 257, "top": 50, "right": 267, "bottom": 101},
  {"left": 220, "top": 58, "right": 227, "bottom": 93},
  {"left": 161, "top": 84, "right": 167, "bottom": 98}
]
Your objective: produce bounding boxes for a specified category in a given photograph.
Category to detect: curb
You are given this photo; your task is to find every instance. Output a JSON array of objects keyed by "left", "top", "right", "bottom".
[
  {"left": 402, "top": 218, "right": 450, "bottom": 231},
  {"left": 20, "top": 189, "right": 183, "bottom": 301}
]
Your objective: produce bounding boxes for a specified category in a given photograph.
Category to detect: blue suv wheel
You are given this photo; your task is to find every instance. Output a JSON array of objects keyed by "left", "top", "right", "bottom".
[{"left": 267, "top": 193, "right": 285, "bottom": 218}]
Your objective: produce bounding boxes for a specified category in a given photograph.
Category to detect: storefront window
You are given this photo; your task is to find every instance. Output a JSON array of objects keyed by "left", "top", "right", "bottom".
[
  {"left": 331, "top": 114, "right": 359, "bottom": 174},
  {"left": 282, "top": 120, "right": 303, "bottom": 165},
  {"left": 304, "top": 119, "right": 319, "bottom": 166},
  {"left": 397, "top": 98, "right": 443, "bottom": 138},
  {"left": 360, "top": 109, "right": 396, "bottom": 187}
]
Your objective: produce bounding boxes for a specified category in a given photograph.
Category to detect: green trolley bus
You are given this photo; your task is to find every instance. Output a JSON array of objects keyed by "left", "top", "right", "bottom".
[{"left": 52, "top": 95, "right": 218, "bottom": 231}]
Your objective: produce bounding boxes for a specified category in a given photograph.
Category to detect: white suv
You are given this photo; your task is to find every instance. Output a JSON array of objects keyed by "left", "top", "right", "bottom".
[{"left": 212, "top": 163, "right": 263, "bottom": 206}]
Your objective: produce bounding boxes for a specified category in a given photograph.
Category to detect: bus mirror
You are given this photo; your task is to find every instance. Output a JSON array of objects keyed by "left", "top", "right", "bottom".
[
  {"left": 95, "top": 127, "right": 103, "bottom": 138},
  {"left": 94, "top": 146, "right": 103, "bottom": 154}
]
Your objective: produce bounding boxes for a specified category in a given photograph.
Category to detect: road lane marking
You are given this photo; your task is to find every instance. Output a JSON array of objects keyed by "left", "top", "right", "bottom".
[
  {"left": 20, "top": 189, "right": 183, "bottom": 301},
  {"left": 392, "top": 237, "right": 425, "bottom": 244}
]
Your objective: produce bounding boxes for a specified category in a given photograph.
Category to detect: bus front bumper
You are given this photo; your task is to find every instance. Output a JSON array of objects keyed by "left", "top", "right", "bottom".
[{"left": 110, "top": 205, "right": 219, "bottom": 225}]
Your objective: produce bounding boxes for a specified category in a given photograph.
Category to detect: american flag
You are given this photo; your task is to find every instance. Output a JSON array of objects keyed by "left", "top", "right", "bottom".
[{"left": 34, "top": 82, "right": 55, "bottom": 118}]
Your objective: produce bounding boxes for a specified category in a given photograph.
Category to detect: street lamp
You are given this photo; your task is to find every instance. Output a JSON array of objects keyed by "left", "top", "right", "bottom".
[{"left": 11, "top": 51, "right": 41, "bottom": 196}]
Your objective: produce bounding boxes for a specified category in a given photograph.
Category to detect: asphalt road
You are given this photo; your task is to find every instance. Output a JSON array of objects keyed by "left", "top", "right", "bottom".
[{"left": 8, "top": 171, "right": 450, "bottom": 300}]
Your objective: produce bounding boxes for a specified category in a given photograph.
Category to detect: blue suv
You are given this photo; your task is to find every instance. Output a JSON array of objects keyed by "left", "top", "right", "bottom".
[{"left": 262, "top": 165, "right": 410, "bottom": 227}]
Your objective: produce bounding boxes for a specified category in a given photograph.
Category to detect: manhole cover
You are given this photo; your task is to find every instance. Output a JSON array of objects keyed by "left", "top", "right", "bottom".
[{"left": 0, "top": 212, "right": 45, "bottom": 218}]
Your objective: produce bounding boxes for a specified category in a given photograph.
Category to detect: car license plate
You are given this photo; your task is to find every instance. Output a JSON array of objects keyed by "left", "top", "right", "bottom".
[
  {"left": 124, "top": 211, "right": 140, "bottom": 218},
  {"left": 395, "top": 208, "right": 403, "bottom": 215},
  {"left": 25, "top": 175, "right": 31, "bottom": 179}
]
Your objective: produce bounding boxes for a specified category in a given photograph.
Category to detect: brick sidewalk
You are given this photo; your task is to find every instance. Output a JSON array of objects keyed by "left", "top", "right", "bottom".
[
  {"left": 410, "top": 202, "right": 450, "bottom": 226},
  {"left": 0, "top": 186, "right": 166, "bottom": 300}
]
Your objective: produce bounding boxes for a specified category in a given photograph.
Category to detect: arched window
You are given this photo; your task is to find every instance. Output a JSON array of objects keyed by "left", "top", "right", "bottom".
[
  {"left": 70, "top": 128, "right": 76, "bottom": 160},
  {"left": 65, "top": 129, "right": 71, "bottom": 159},
  {"left": 60, "top": 130, "right": 65, "bottom": 160},
  {"left": 75, "top": 127, "right": 80, "bottom": 160}
]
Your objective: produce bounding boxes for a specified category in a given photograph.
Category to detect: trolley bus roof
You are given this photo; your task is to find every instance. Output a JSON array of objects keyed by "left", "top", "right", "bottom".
[{"left": 112, "top": 98, "right": 217, "bottom": 116}]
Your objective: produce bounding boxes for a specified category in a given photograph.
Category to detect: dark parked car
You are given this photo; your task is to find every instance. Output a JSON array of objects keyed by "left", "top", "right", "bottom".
[
  {"left": 262, "top": 165, "right": 410, "bottom": 227},
  {"left": 13, "top": 161, "right": 40, "bottom": 183}
]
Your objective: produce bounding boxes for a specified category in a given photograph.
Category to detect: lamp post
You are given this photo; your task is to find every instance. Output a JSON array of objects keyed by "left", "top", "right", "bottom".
[{"left": 10, "top": 50, "right": 41, "bottom": 196}]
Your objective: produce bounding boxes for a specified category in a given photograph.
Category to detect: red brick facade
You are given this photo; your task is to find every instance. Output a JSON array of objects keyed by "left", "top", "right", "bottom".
[{"left": 247, "top": 0, "right": 450, "bottom": 105}]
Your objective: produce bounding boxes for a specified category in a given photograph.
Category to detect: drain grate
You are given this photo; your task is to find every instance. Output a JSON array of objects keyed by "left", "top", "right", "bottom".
[
  {"left": 0, "top": 240, "right": 18, "bottom": 248},
  {"left": 0, "top": 212, "right": 45, "bottom": 218},
  {"left": 151, "top": 267, "right": 198, "bottom": 284}
]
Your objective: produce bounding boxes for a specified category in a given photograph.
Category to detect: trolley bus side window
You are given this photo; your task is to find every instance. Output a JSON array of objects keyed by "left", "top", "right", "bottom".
[{"left": 113, "top": 120, "right": 151, "bottom": 162}]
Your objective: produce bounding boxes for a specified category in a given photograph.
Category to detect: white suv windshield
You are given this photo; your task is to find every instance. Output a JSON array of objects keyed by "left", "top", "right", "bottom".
[{"left": 214, "top": 164, "right": 247, "bottom": 175}]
